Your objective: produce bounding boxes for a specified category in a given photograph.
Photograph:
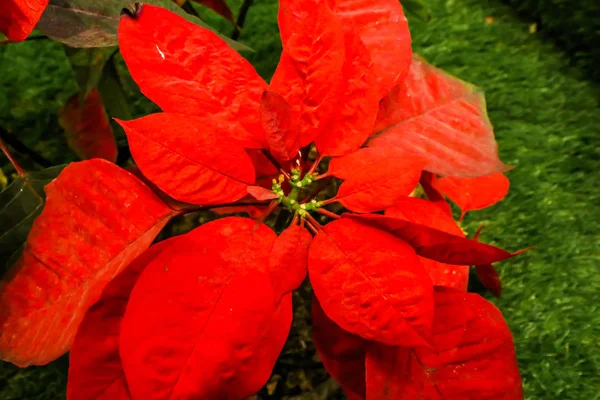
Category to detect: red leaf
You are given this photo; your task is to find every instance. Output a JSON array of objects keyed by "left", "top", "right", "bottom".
[
  {"left": 117, "top": 113, "right": 255, "bottom": 205},
  {"left": 308, "top": 218, "right": 433, "bottom": 346},
  {"left": 332, "top": 0, "right": 412, "bottom": 97},
  {"left": 67, "top": 238, "right": 176, "bottom": 400},
  {"left": 0, "top": 0, "right": 48, "bottom": 41},
  {"left": 328, "top": 147, "right": 426, "bottom": 213},
  {"left": 476, "top": 264, "right": 502, "bottom": 297},
  {"left": 365, "top": 289, "right": 522, "bottom": 399},
  {"left": 118, "top": 4, "right": 266, "bottom": 148},
  {"left": 59, "top": 88, "right": 118, "bottom": 163},
  {"left": 269, "top": 225, "right": 312, "bottom": 298},
  {"left": 270, "top": 0, "right": 345, "bottom": 147},
  {"left": 212, "top": 205, "right": 267, "bottom": 219},
  {"left": 419, "top": 171, "right": 453, "bottom": 216},
  {"left": 247, "top": 185, "right": 277, "bottom": 201},
  {"left": 260, "top": 89, "right": 301, "bottom": 161},
  {"left": 191, "top": 0, "right": 234, "bottom": 23},
  {"left": 370, "top": 55, "right": 509, "bottom": 177},
  {"left": 121, "top": 217, "right": 291, "bottom": 399},
  {"left": 437, "top": 173, "right": 510, "bottom": 220},
  {"left": 312, "top": 295, "right": 367, "bottom": 399},
  {"left": 0, "top": 159, "right": 174, "bottom": 366},
  {"left": 385, "top": 196, "right": 469, "bottom": 291},
  {"left": 344, "top": 213, "right": 516, "bottom": 266}
]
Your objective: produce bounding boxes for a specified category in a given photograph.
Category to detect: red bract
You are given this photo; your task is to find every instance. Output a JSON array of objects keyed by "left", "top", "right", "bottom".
[
  {"left": 0, "top": 1, "right": 526, "bottom": 398},
  {"left": 0, "top": 0, "right": 49, "bottom": 41}
]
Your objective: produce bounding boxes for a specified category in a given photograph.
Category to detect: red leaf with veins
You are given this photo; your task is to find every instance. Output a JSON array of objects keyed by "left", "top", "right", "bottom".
[
  {"left": 329, "top": 147, "right": 426, "bottom": 213},
  {"left": 261, "top": 89, "right": 301, "bottom": 161},
  {"left": 247, "top": 186, "right": 277, "bottom": 201},
  {"left": 118, "top": 4, "right": 266, "bottom": 148},
  {"left": 270, "top": 0, "right": 345, "bottom": 147},
  {"left": 365, "top": 288, "right": 522, "bottom": 399},
  {"left": 385, "top": 196, "right": 469, "bottom": 291},
  {"left": 370, "top": 55, "right": 509, "bottom": 177},
  {"left": 312, "top": 296, "right": 367, "bottom": 400},
  {"left": 476, "top": 264, "right": 503, "bottom": 297},
  {"left": 269, "top": 225, "right": 312, "bottom": 298},
  {"left": 117, "top": 113, "right": 255, "bottom": 205},
  {"left": 437, "top": 173, "right": 510, "bottom": 220},
  {"left": 344, "top": 213, "right": 516, "bottom": 266},
  {"left": 332, "top": 0, "right": 412, "bottom": 97},
  {"left": 308, "top": 218, "right": 433, "bottom": 346},
  {"left": 121, "top": 218, "right": 291, "bottom": 399},
  {"left": 0, "top": 0, "right": 48, "bottom": 41},
  {"left": 0, "top": 159, "right": 174, "bottom": 366},
  {"left": 67, "top": 238, "right": 177, "bottom": 400}
]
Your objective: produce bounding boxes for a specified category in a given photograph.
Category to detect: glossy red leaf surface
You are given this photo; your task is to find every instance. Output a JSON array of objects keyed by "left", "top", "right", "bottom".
[
  {"left": 117, "top": 113, "right": 255, "bottom": 205},
  {"left": 0, "top": 0, "right": 48, "bottom": 41},
  {"left": 59, "top": 88, "right": 118, "bottom": 163},
  {"left": 67, "top": 238, "right": 176, "bottom": 400},
  {"left": 270, "top": 0, "right": 345, "bottom": 147},
  {"left": 365, "top": 289, "right": 523, "bottom": 399},
  {"left": 308, "top": 218, "right": 433, "bottom": 346},
  {"left": 118, "top": 4, "right": 266, "bottom": 148},
  {"left": 121, "top": 217, "right": 292, "bottom": 399},
  {"left": 260, "top": 89, "right": 301, "bottom": 161},
  {"left": 332, "top": 0, "right": 412, "bottom": 97},
  {"left": 476, "top": 263, "right": 502, "bottom": 297},
  {"left": 371, "top": 56, "right": 508, "bottom": 177},
  {"left": 437, "top": 173, "right": 510, "bottom": 220},
  {"left": 345, "top": 213, "right": 515, "bottom": 266},
  {"left": 0, "top": 159, "right": 174, "bottom": 366},
  {"left": 385, "top": 196, "right": 469, "bottom": 291},
  {"left": 247, "top": 185, "right": 277, "bottom": 201},
  {"left": 191, "top": 0, "right": 234, "bottom": 23},
  {"left": 269, "top": 224, "right": 312, "bottom": 298},
  {"left": 329, "top": 147, "right": 426, "bottom": 213},
  {"left": 312, "top": 296, "right": 367, "bottom": 399}
]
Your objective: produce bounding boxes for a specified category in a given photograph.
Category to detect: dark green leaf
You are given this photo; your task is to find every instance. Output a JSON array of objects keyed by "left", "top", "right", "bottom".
[
  {"left": 402, "top": 0, "right": 431, "bottom": 22},
  {"left": 64, "top": 46, "right": 116, "bottom": 102},
  {"left": 98, "top": 57, "right": 132, "bottom": 120}
]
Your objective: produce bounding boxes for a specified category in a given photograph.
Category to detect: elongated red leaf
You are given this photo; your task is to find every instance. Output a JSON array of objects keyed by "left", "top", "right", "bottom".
[
  {"left": 332, "top": 0, "right": 412, "bottom": 97},
  {"left": 312, "top": 296, "right": 367, "bottom": 399},
  {"left": 117, "top": 113, "right": 255, "bottom": 205},
  {"left": 247, "top": 185, "right": 277, "bottom": 201},
  {"left": 191, "top": 0, "right": 234, "bottom": 23},
  {"left": 386, "top": 196, "right": 469, "bottom": 291},
  {"left": 59, "top": 88, "right": 118, "bottom": 163},
  {"left": 121, "top": 217, "right": 292, "bottom": 399},
  {"left": 437, "top": 173, "right": 510, "bottom": 220},
  {"left": 366, "top": 289, "right": 522, "bottom": 399},
  {"left": 0, "top": 159, "right": 174, "bottom": 366},
  {"left": 476, "top": 264, "right": 502, "bottom": 297},
  {"left": 308, "top": 218, "right": 433, "bottom": 346},
  {"left": 261, "top": 89, "right": 301, "bottom": 161},
  {"left": 270, "top": 0, "right": 345, "bottom": 147},
  {"left": 370, "top": 55, "right": 508, "bottom": 177},
  {"left": 269, "top": 224, "right": 312, "bottom": 298},
  {"left": 67, "top": 238, "right": 176, "bottom": 400},
  {"left": 0, "top": 0, "right": 49, "bottom": 41},
  {"left": 118, "top": 4, "right": 266, "bottom": 148},
  {"left": 329, "top": 147, "right": 426, "bottom": 213}
]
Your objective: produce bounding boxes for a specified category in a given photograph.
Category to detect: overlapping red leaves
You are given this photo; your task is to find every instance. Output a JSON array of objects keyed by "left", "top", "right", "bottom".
[{"left": 0, "top": 1, "right": 525, "bottom": 399}]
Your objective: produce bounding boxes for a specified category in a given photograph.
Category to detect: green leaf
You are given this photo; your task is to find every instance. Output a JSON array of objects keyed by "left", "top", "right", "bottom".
[
  {"left": 402, "top": 0, "right": 431, "bottom": 22},
  {"left": 98, "top": 58, "right": 132, "bottom": 120},
  {"left": 37, "top": 0, "right": 250, "bottom": 51},
  {"left": 64, "top": 46, "right": 116, "bottom": 102}
]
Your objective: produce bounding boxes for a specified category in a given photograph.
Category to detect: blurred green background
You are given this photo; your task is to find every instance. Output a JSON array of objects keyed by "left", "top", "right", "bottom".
[{"left": 0, "top": 0, "right": 598, "bottom": 398}]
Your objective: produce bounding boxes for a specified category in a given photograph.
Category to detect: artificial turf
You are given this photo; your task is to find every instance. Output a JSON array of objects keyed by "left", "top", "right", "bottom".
[{"left": 0, "top": 0, "right": 598, "bottom": 398}]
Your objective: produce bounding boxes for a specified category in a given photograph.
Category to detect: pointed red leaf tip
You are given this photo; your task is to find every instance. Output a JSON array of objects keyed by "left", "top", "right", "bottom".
[
  {"left": 386, "top": 196, "right": 469, "bottom": 291},
  {"left": 59, "top": 88, "right": 118, "bottom": 163},
  {"left": 332, "top": 0, "right": 412, "bottom": 98},
  {"left": 117, "top": 113, "right": 255, "bottom": 205},
  {"left": 269, "top": 225, "right": 313, "bottom": 298},
  {"left": 438, "top": 172, "right": 510, "bottom": 220},
  {"left": 328, "top": 147, "right": 426, "bottom": 213},
  {"left": 0, "top": 159, "right": 175, "bottom": 367},
  {"left": 420, "top": 171, "right": 453, "bottom": 216},
  {"left": 260, "top": 89, "right": 302, "bottom": 161},
  {"left": 118, "top": 4, "right": 267, "bottom": 148},
  {"left": 270, "top": 0, "right": 345, "bottom": 147},
  {"left": 67, "top": 238, "right": 176, "bottom": 400},
  {"left": 308, "top": 218, "right": 433, "bottom": 347},
  {"left": 365, "top": 288, "right": 523, "bottom": 399},
  {"left": 371, "top": 55, "right": 510, "bottom": 177},
  {"left": 344, "top": 213, "right": 518, "bottom": 266},
  {"left": 312, "top": 296, "right": 367, "bottom": 399},
  {"left": 120, "top": 217, "right": 292, "bottom": 399},
  {"left": 247, "top": 185, "right": 277, "bottom": 201},
  {"left": 0, "top": 0, "right": 49, "bottom": 41},
  {"left": 476, "top": 264, "right": 503, "bottom": 297}
]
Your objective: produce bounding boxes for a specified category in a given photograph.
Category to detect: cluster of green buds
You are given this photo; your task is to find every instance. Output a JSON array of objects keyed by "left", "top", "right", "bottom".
[{"left": 271, "top": 169, "right": 322, "bottom": 217}]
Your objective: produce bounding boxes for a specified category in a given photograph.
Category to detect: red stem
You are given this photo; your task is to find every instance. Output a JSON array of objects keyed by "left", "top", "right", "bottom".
[
  {"left": 304, "top": 213, "right": 323, "bottom": 231},
  {"left": 317, "top": 208, "right": 340, "bottom": 220},
  {"left": 0, "top": 137, "right": 25, "bottom": 176},
  {"left": 304, "top": 219, "right": 318, "bottom": 234},
  {"left": 255, "top": 199, "right": 280, "bottom": 227},
  {"left": 307, "top": 155, "right": 323, "bottom": 175}
]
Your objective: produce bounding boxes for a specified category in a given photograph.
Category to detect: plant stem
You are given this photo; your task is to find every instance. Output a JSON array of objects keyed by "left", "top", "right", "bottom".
[
  {"left": 317, "top": 208, "right": 340, "bottom": 220},
  {"left": 232, "top": 0, "right": 254, "bottom": 40},
  {"left": 261, "top": 149, "right": 282, "bottom": 170},
  {"left": 0, "top": 127, "right": 52, "bottom": 169}
]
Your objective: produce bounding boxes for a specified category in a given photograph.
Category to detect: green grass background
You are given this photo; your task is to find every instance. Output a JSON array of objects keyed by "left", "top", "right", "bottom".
[{"left": 1, "top": 0, "right": 599, "bottom": 398}]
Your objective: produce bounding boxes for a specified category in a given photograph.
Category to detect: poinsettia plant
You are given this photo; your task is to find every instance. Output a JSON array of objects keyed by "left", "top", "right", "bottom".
[{"left": 0, "top": 0, "right": 527, "bottom": 398}]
